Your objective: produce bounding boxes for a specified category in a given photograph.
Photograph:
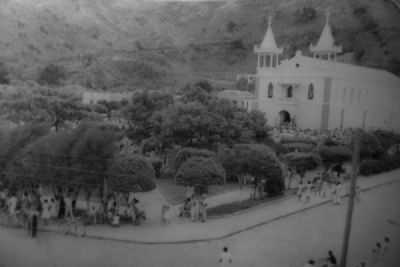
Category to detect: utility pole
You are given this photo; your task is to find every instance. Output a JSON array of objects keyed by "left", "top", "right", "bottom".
[{"left": 340, "top": 133, "right": 360, "bottom": 267}]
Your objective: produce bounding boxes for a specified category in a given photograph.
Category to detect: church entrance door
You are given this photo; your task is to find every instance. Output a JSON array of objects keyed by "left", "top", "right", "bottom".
[{"left": 279, "top": 110, "right": 291, "bottom": 126}]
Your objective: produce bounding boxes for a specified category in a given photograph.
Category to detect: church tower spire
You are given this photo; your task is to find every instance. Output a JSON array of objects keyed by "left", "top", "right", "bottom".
[
  {"left": 310, "top": 9, "right": 342, "bottom": 61},
  {"left": 254, "top": 15, "right": 283, "bottom": 70}
]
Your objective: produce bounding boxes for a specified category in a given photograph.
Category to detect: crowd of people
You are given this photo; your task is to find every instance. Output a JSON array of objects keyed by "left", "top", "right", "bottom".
[
  {"left": 0, "top": 183, "right": 150, "bottom": 237},
  {"left": 284, "top": 162, "right": 359, "bottom": 206},
  {"left": 178, "top": 186, "right": 208, "bottom": 223}
]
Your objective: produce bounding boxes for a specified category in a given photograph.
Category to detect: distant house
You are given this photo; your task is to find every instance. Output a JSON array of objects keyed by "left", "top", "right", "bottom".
[
  {"left": 217, "top": 89, "right": 256, "bottom": 111},
  {"left": 82, "top": 91, "right": 133, "bottom": 105}
]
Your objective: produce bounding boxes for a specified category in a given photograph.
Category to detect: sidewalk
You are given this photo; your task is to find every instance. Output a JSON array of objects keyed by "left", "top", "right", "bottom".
[{"left": 35, "top": 169, "right": 400, "bottom": 244}]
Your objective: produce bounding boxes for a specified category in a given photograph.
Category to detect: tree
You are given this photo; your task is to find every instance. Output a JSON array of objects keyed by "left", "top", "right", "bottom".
[
  {"left": 0, "top": 62, "right": 10, "bottom": 84},
  {"left": 173, "top": 147, "right": 216, "bottom": 173},
  {"left": 6, "top": 123, "right": 120, "bottom": 188},
  {"left": 1, "top": 88, "right": 89, "bottom": 131},
  {"left": 38, "top": 64, "right": 66, "bottom": 86},
  {"left": 124, "top": 91, "right": 173, "bottom": 141},
  {"left": 219, "top": 144, "right": 284, "bottom": 196},
  {"left": 175, "top": 157, "right": 226, "bottom": 187}
]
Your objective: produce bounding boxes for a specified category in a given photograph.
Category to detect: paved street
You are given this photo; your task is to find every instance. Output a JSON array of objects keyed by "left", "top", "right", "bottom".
[{"left": 1, "top": 176, "right": 400, "bottom": 267}]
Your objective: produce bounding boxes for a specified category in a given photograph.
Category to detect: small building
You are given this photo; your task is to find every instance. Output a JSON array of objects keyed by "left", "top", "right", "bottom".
[{"left": 217, "top": 89, "right": 256, "bottom": 111}]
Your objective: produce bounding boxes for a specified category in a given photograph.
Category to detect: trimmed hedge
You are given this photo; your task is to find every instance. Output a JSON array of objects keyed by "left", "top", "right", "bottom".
[
  {"left": 283, "top": 142, "right": 315, "bottom": 153},
  {"left": 280, "top": 135, "right": 317, "bottom": 145},
  {"left": 108, "top": 154, "right": 156, "bottom": 192},
  {"left": 175, "top": 157, "right": 225, "bottom": 186},
  {"left": 173, "top": 147, "right": 216, "bottom": 172},
  {"left": 282, "top": 152, "right": 320, "bottom": 171},
  {"left": 319, "top": 145, "right": 352, "bottom": 163},
  {"left": 359, "top": 155, "right": 400, "bottom": 176}
]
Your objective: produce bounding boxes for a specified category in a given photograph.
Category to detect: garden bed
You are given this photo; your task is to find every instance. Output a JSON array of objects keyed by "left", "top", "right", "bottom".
[{"left": 207, "top": 192, "right": 290, "bottom": 217}]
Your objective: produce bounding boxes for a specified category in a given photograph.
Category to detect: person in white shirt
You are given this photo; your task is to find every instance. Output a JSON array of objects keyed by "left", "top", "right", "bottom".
[
  {"left": 64, "top": 193, "right": 74, "bottom": 219},
  {"left": 7, "top": 193, "right": 18, "bottom": 225},
  {"left": 219, "top": 247, "right": 232, "bottom": 267}
]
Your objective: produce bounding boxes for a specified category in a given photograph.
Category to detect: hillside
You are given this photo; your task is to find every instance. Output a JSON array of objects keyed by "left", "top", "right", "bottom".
[{"left": 0, "top": 0, "right": 399, "bottom": 90}]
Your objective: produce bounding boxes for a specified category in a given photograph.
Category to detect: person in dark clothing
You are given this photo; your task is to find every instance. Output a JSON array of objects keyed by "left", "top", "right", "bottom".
[
  {"left": 58, "top": 194, "right": 66, "bottom": 219},
  {"left": 327, "top": 250, "right": 337, "bottom": 266}
]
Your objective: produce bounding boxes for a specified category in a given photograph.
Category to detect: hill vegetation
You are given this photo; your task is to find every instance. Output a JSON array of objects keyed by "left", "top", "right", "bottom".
[{"left": 0, "top": 0, "right": 399, "bottom": 89}]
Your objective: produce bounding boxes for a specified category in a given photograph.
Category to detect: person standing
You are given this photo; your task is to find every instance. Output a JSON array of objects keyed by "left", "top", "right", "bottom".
[
  {"left": 382, "top": 236, "right": 390, "bottom": 257},
  {"left": 369, "top": 242, "right": 382, "bottom": 267},
  {"left": 333, "top": 182, "right": 343, "bottom": 205},
  {"left": 7, "top": 192, "right": 18, "bottom": 225},
  {"left": 64, "top": 192, "right": 74, "bottom": 219},
  {"left": 199, "top": 198, "right": 208, "bottom": 223},
  {"left": 303, "top": 181, "right": 313, "bottom": 203},
  {"left": 326, "top": 250, "right": 337, "bottom": 266},
  {"left": 297, "top": 181, "right": 305, "bottom": 201},
  {"left": 219, "top": 247, "right": 232, "bottom": 267},
  {"left": 355, "top": 184, "right": 362, "bottom": 202}
]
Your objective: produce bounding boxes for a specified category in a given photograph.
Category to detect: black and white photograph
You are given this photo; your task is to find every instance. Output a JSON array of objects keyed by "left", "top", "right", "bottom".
[{"left": 0, "top": 0, "right": 400, "bottom": 266}]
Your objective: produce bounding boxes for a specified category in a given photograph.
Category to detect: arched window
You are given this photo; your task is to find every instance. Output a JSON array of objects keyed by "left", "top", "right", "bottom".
[
  {"left": 268, "top": 83, "right": 274, "bottom": 98},
  {"left": 308, "top": 83, "right": 314, "bottom": 100},
  {"left": 287, "top": 86, "right": 293, "bottom": 98}
]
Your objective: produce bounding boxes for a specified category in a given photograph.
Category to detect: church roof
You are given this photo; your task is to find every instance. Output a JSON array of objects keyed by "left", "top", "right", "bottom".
[
  {"left": 310, "top": 11, "right": 342, "bottom": 54},
  {"left": 281, "top": 54, "right": 400, "bottom": 88},
  {"left": 254, "top": 16, "right": 283, "bottom": 54}
]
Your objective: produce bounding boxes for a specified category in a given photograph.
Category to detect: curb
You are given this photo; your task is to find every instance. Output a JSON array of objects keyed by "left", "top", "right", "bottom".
[{"left": 1, "top": 179, "right": 399, "bottom": 245}]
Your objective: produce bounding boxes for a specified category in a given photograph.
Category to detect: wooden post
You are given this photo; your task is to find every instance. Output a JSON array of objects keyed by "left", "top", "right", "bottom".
[{"left": 340, "top": 133, "right": 360, "bottom": 267}]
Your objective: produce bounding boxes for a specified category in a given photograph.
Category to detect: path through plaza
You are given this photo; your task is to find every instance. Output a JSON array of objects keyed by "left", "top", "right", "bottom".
[{"left": 1, "top": 171, "right": 400, "bottom": 267}]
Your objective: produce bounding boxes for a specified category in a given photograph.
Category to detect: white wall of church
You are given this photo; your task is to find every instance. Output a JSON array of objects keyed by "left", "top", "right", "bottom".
[{"left": 329, "top": 78, "right": 399, "bottom": 131}]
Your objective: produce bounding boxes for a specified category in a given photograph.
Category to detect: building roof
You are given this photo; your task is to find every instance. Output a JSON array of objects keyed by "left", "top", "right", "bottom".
[
  {"left": 280, "top": 54, "right": 400, "bottom": 88},
  {"left": 254, "top": 16, "right": 283, "bottom": 54},
  {"left": 310, "top": 10, "right": 342, "bottom": 54},
  {"left": 218, "top": 90, "right": 256, "bottom": 100}
]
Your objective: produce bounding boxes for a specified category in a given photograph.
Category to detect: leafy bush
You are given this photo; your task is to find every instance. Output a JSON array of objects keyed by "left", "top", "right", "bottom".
[
  {"left": 359, "top": 131, "right": 384, "bottom": 159},
  {"left": 173, "top": 147, "right": 216, "bottom": 172},
  {"left": 38, "top": 64, "right": 66, "bottom": 86},
  {"left": 319, "top": 145, "right": 352, "bottom": 164},
  {"left": 359, "top": 155, "right": 400, "bottom": 176},
  {"left": 373, "top": 130, "right": 400, "bottom": 152},
  {"left": 175, "top": 157, "right": 225, "bottom": 186},
  {"left": 282, "top": 152, "right": 320, "bottom": 171},
  {"left": 108, "top": 153, "right": 156, "bottom": 192}
]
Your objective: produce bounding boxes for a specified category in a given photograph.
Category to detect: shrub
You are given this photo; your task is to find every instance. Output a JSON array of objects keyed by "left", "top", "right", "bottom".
[
  {"left": 108, "top": 153, "right": 156, "bottom": 192},
  {"left": 38, "top": 64, "right": 66, "bottom": 86},
  {"left": 175, "top": 157, "right": 225, "bottom": 186},
  {"left": 359, "top": 155, "right": 400, "bottom": 176},
  {"left": 319, "top": 145, "right": 352, "bottom": 164},
  {"left": 283, "top": 142, "right": 315, "bottom": 153},
  {"left": 280, "top": 135, "right": 317, "bottom": 145},
  {"left": 373, "top": 130, "right": 400, "bottom": 152},
  {"left": 359, "top": 131, "right": 384, "bottom": 159},
  {"left": 282, "top": 152, "right": 320, "bottom": 171},
  {"left": 173, "top": 147, "right": 216, "bottom": 172}
]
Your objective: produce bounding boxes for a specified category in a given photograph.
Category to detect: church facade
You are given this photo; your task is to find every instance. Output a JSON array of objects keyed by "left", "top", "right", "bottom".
[{"left": 250, "top": 13, "right": 400, "bottom": 132}]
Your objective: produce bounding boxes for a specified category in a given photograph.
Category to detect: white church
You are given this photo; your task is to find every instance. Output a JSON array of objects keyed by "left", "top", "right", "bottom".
[{"left": 247, "top": 12, "right": 400, "bottom": 132}]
